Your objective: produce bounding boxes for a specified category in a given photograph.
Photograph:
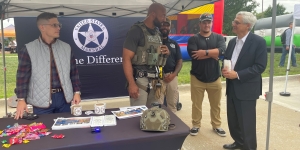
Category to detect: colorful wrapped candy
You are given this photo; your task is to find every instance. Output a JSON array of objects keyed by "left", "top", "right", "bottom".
[
  {"left": 23, "top": 140, "right": 30, "bottom": 144},
  {"left": 29, "top": 123, "right": 46, "bottom": 131},
  {"left": 1, "top": 122, "right": 51, "bottom": 148},
  {"left": 23, "top": 133, "right": 40, "bottom": 141},
  {"left": 2, "top": 144, "right": 11, "bottom": 148},
  {"left": 51, "top": 134, "right": 65, "bottom": 139},
  {"left": 1, "top": 140, "right": 7, "bottom": 144},
  {"left": 9, "top": 137, "right": 23, "bottom": 145}
]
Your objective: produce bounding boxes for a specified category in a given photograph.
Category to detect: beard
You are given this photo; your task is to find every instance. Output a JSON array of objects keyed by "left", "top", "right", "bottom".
[
  {"left": 153, "top": 17, "right": 162, "bottom": 28},
  {"left": 160, "top": 29, "right": 170, "bottom": 37},
  {"left": 202, "top": 30, "right": 210, "bottom": 34}
]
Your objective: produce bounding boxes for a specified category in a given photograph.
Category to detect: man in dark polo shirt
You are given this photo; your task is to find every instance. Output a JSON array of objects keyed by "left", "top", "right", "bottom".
[
  {"left": 187, "top": 13, "right": 226, "bottom": 137},
  {"left": 158, "top": 18, "right": 182, "bottom": 113}
]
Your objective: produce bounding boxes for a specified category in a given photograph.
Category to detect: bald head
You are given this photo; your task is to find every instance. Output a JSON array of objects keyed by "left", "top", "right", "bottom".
[
  {"left": 147, "top": 3, "right": 166, "bottom": 16},
  {"left": 144, "top": 3, "right": 166, "bottom": 28}
]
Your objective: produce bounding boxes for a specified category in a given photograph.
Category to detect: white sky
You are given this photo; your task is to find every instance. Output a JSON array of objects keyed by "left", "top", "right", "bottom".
[
  {"left": 254, "top": 0, "right": 299, "bottom": 13},
  {"left": 1, "top": 18, "right": 14, "bottom": 29}
]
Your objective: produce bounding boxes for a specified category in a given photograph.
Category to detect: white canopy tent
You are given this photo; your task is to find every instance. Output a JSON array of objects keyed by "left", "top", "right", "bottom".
[
  {"left": 1, "top": 0, "right": 215, "bottom": 18},
  {"left": 0, "top": 0, "right": 214, "bottom": 117}
]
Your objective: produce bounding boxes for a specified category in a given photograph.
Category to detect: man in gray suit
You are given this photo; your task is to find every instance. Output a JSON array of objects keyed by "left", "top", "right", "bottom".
[{"left": 222, "top": 11, "right": 267, "bottom": 150}]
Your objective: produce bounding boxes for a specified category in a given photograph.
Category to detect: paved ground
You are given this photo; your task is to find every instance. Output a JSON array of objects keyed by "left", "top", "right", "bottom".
[{"left": 1, "top": 75, "right": 299, "bottom": 150}]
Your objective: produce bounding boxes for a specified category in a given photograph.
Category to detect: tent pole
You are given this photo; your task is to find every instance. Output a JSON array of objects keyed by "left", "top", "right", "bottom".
[
  {"left": 1, "top": 5, "right": 8, "bottom": 117},
  {"left": 265, "top": 0, "right": 276, "bottom": 149},
  {"left": 280, "top": 19, "right": 296, "bottom": 97}
]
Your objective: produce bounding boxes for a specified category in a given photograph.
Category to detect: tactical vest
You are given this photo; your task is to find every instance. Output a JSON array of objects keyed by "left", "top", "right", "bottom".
[{"left": 131, "top": 23, "right": 166, "bottom": 67}]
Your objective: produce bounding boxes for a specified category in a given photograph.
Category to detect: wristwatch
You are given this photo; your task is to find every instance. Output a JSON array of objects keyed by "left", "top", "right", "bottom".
[
  {"left": 17, "top": 98, "right": 25, "bottom": 102},
  {"left": 74, "top": 91, "right": 81, "bottom": 95},
  {"left": 205, "top": 50, "right": 209, "bottom": 56}
]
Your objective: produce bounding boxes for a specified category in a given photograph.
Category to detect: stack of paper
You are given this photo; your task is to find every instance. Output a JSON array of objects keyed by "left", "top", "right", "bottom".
[
  {"left": 111, "top": 105, "right": 148, "bottom": 120},
  {"left": 90, "top": 115, "right": 117, "bottom": 127}
]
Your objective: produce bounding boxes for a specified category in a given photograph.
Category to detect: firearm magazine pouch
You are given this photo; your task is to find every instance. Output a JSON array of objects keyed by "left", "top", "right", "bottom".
[{"left": 147, "top": 53, "right": 158, "bottom": 66}]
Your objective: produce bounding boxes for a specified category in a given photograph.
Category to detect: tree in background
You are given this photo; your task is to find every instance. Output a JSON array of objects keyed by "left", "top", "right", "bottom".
[
  {"left": 4, "top": 37, "right": 16, "bottom": 47},
  {"left": 223, "top": 0, "right": 259, "bottom": 36},
  {"left": 255, "top": 3, "right": 288, "bottom": 19}
]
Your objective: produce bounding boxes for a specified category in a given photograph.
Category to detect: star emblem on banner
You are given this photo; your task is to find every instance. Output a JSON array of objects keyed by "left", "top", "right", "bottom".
[
  {"left": 79, "top": 23, "right": 104, "bottom": 46},
  {"left": 73, "top": 19, "right": 109, "bottom": 53}
]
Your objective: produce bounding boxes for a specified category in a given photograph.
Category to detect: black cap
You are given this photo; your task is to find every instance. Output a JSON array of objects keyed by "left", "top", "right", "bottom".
[
  {"left": 199, "top": 13, "right": 213, "bottom": 22},
  {"left": 162, "top": 18, "right": 171, "bottom": 26}
]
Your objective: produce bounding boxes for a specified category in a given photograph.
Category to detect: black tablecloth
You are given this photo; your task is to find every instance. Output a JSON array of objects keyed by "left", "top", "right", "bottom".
[{"left": 0, "top": 107, "right": 189, "bottom": 150}]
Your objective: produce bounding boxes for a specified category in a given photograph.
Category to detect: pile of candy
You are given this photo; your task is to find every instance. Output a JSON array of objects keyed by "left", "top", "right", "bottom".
[{"left": 0, "top": 122, "right": 51, "bottom": 148}]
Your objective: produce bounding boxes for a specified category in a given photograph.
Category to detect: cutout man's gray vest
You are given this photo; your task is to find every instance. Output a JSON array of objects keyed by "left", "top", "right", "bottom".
[{"left": 25, "top": 38, "right": 73, "bottom": 108}]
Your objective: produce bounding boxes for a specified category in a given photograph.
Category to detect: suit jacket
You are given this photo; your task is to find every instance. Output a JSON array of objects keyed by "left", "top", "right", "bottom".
[{"left": 224, "top": 32, "right": 267, "bottom": 100}]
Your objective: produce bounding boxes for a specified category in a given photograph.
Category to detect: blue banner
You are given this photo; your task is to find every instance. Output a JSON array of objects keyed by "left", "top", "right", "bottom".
[{"left": 15, "top": 17, "right": 144, "bottom": 100}]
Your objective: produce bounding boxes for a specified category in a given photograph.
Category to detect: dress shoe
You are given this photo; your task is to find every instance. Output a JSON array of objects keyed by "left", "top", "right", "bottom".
[{"left": 223, "top": 142, "right": 243, "bottom": 150}]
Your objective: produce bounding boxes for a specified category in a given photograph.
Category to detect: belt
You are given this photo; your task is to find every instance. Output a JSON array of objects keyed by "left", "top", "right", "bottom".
[
  {"left": 137, "top": 70, "right": 158, "bottom": 78},
  {"left": 51, "top": 88, "right": 63, "bottom": 93},
  {"left": 164, "top": 71, "right": 173, "bottom": 74}
]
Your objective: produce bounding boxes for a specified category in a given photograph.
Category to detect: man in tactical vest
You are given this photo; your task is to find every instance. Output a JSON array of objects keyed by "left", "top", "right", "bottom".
[
  {"left": 123, "top": 3, "right": 170, "bottom": 106},
  {"left": 14, "top": 12, "right": 81, "bottom": 120}
]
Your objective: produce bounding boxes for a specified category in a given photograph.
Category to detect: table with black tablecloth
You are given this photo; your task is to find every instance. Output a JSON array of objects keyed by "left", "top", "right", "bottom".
[{"left": 0, "top": 107, "right": 189, "bottom": 150}]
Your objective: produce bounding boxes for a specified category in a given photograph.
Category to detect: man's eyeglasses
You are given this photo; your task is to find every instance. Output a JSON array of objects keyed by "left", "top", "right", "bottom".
[
  {"left": 43, "top": 23, "right": 62, "bottom": 28},
  {"left": 232, "top": 21, "right": 244, "bottom": 25}
]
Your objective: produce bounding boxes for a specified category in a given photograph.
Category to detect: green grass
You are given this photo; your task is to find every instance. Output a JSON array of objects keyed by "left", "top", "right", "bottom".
[
  {"left": 0, "top": 53, "right": 18, "bottom": 99},
  {"left": 0, "top": 53, "right": 299, "bottom": 98},
  {"left": 178, "top": 53, "right": 300, "bottom": 84}
]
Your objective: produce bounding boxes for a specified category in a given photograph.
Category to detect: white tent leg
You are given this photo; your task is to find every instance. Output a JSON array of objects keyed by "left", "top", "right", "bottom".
[
  {"left": 265, "top": 0, "right": 277, "bottom": 149},
  {"left": 280, "top": 19, "right": 296, "bottom": 97},
  {"left": 1, "top": 8, "right": 8, "bottom": 117}
]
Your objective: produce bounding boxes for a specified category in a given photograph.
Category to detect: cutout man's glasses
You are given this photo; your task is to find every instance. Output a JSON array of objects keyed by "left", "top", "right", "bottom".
[{"left": 43, "top": 23, "right": 62, "bottom": 28}]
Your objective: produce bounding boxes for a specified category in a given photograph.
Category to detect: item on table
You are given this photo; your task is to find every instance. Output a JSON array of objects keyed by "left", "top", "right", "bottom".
[
  {"left": 51, "top": 117, "right": 92, "bottom": 130},
  {"left": 5, "top": 126, "right": 23, "bottom": 136},
  {"left": 9, "top": 137, "right": 23, "bottom": 145},
  {"left": 91, "top": 127, "right": 101, "bottom": 133},
  {"left": 23, "top": 140, "right": 30, "bottom": 144},
  {"left": 40, "top": 129, "right": 49, "bottom": 132},
  {"left": 23, "top": 113, "right": 39, "bottom": 120},
  {"left": 85, "top": 111, "right": 94, "bottom": 115},
  {"left": 112, "top": 105, "right": 148, "bottom": 120},
  {"left": 90, "top": 115, "right": 117, "bottom": 127},
  {"left": 1, "top": 140, "right": 7, "bottom": 144},
  {"left": 2, "top": 144, "right": 11, "bottom": 148},
  {"left": 94, "top": 103, "right": 106, "bottom": 115},
  {"left": 51, "top": 134, "right": 65, "bottom": 139},
  {"left": 23, "top": 133, "right": 40, "bottom": 140},
  {"left": 0, "top": 122, "right": 50, "bottom": 148},
  {"left": 71, "top": 104, "right": 82, "bottom": 116},
  {"left": 29, "top": 123, "right": 46, "bottom": 131},
  {"left": 28, "top": 122, "right": 37, "bottom": 126},
  {"left": 7, "top": 125, "right": 11, "bottom": 128},
  {"left": 0, "top": 130, "right": 2, "bottom": 134}
]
